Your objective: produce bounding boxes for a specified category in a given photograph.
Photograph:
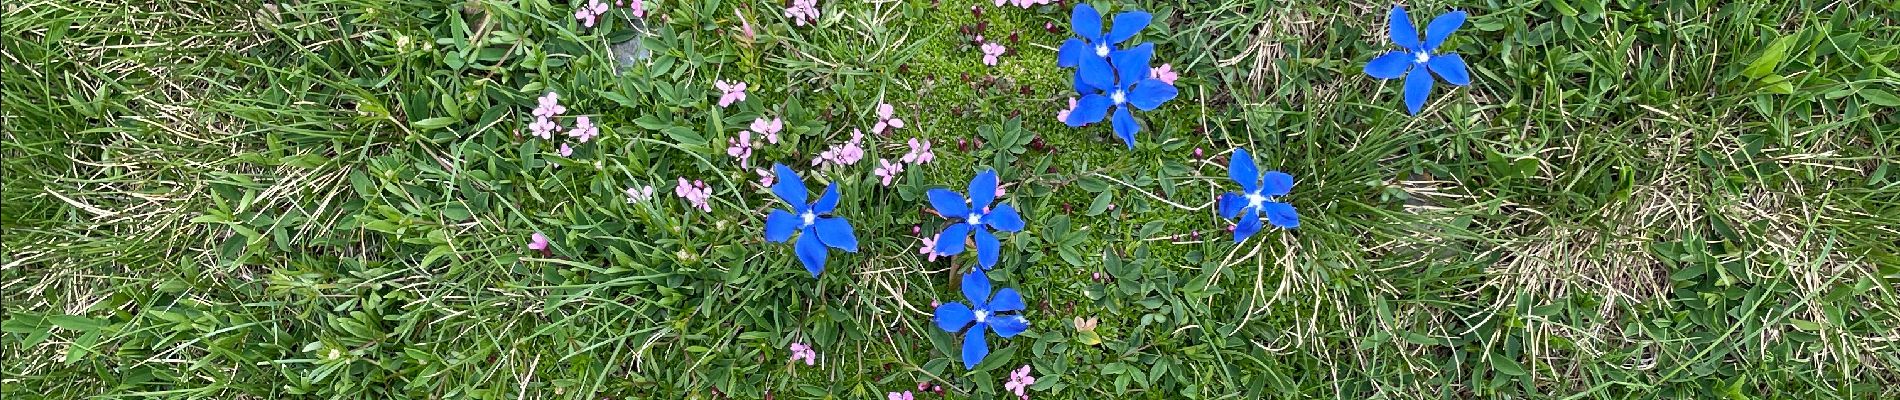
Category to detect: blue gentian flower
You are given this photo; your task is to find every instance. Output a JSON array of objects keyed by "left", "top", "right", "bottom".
[
  {"left": 933, "top": 268, "right": 1029, "bottom": 370},
  {"left": 1363, "top": 5, "right": 1471, "bottom": 115},
  {"left": 926, "top": 170, "right": 1025, "bottom": 270},
  {"left": 763, "top": 163, "right": 859, "bottom": 277},
  {"left": 1217, "top": 149, "right": 1299, "bottom": 242},
  {"left": 1064, "top": 42, "right": 1178, "bottom": 149},
  {"left": 1055, "top": 4, "right": 1150, "bottom": 69}
]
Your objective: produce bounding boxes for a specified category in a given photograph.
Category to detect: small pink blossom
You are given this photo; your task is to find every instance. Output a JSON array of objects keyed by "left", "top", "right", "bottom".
[
  {"left": 529, "top": 232, "right": 550, "bottom": 251},
  {"left": 918, "top": 233, "right": 941, "bottom": 262},
  {"left": 675, "top": 178, "right": 712, "bottom": 212},
  {"left": 622, "top": 0, "right": 645, "bottom": 18},
  {"left": 1193, "top": 147, "right": 1204, "bottom": 159},
  {"left": 912, "top": 225, "right": 921, "bottom": 235},
  {"left": 575, "top": 0, "right": 608, "bottom": 27},
  {"left": 735, "top": 10, "right": 756, "bottom": 41},
  {"left": 715, "top": 80, "right": 748, "bottom": 108},
  {"left": 874, "top": 158, "right": 904, "bottom": 186},
  {"left": 813, "top": 129, "right": 866, "bottom": 167},
  {"left": 749, "top": 117, "right": 783, "bottom": 144},
  {"left": 788, "top": 342, "right": 817, "bottom": 365},
  {"left": 727, "top": 130, "right": 755, "bottom": 165},
  {"left": 567, "top": 115, "right": 599, "bottom": 143},
  {"left": 528, "top": 116, "right": 559, "bottom": 139},
  {"left": 1004, "top": 364, "right": 1037, "bottom": 399},
  {"left": 755, "top": 168, "right": 776, "bottom": 187},
  {"left": 981, "top": 42, "right": 1006, "bottom": 66},
  {"left": 626, "top": 185, "right": 655, "bottom": 203},
  {"left": 872, "top": 103, "right": 905, "bottom": 134},
  {"left": 557, "top": 142, "right": 574, "bottom": 157},
  {"left": 533, "top": 92, "right": 566, "bottom": 118},
  {"left": 1151, "top": 63, "right": 1179, "bottom": 85},
  {"left": 1056, "top": 97, "right": 1078, "bottom": 125},
  {"left": 998, "top": 0, "right": 1053, "bottom": 7},
  {"left": 902, "top": 138, "right": 934, "bottom": 165},
  {"left": 784, "top": 0, "right": 819, "bottom": 27},
  {"left": 887, "top": 391, "right": 914, "bottom": 400}
]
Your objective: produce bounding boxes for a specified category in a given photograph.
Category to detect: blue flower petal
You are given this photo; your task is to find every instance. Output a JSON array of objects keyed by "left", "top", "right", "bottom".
[
  {"left": 986, "top": 203, "right": 1025, "bottom": 232},
  {"left": 1228, "top": 148, "right": 1259, "bottom": 192},
  {"left": 1067, "top": 94, "right": 1112, "bottom": 126},
  {"left": 968, "top": 170, "right": 998, "bottom": 210},
  {"left": 1111, "top": 42, "right": 1154, "bottom": 85},
  {"left": 934, "top": 302, "right": 974, "bottom": 333},
  {"left": 1233, "top": 209, "right": 1263, "bottom": 242},
  {"left": 1056, "top": 37, "right": 1088, "bottom": 68},
  {"left": 936, "top": 223, "right": 972, "bottom": 256},
  {"left": 1403, "top": 66, "right": 1434, "bottom": 115},
  {"left": 812, "top": 183, "right": 841, "bottom": 214},
  {"left": 795, "top": 226, "right": 828, "bottom": 277},
  {"left": 927, "top": 188, "right": 970, "bottom": 217},
  {"left": 1127, "top": 79, "right": 1177, "bottom": 111},
  {"left": 764, "top": 209, "right": 799, "bottom": 242},
  {"left": 1070, "top": 4, "right": 1103, "bottom": 38},
  {"left": 1263, "top": 201, "right": 1300, "bottom": 229},
  {"left": 813, "top": 217, "right": 858, "bottom": 252},
  {"left": 961, "top": 269, "right": 991, "bottom": 308},
  {"left": 974, "top": 228, "right": 1001, "bottom": 270},
  {"left": 1423, "top": 10, "right": 1467, "bottom": 51},
  {"left": 1071, "top": 71, "right": 1092, "bottom": 95},
  {"left": 771, "top": 163, "right": 807, "bottom": 210},
  {"left": 960, "top": 327, "right": 989, "bottom": 370},
  {"left": 1427, "top": 53, "right": 1471, "bottom": 86},
  {"left": 1364, "top": 51, "right": 1413, "bottom": 80},
  {"left": 1389, "top": 5, "right": 1421, "bottom": 50},
  {"left": 1260, "top": 171, "right": 1294, "bottom": 197},
  {"left": 1218, "top": 192, "right": 1245, "bottom": 219},
  {"left": 1078, "top": 54, "right": 1116, "bottom": 93},
  {"left": 988, "top": 315, "right": 1029, "bottom": 338},
  {"left": 1111, "top": 106, "right": 1138, "bottom": 149},
  {"left": 987, "top": 288, "right": 1025, "bottom": 312},
  {"left": 1106, "top": 11, "right": 1152, "bottom": 44}
]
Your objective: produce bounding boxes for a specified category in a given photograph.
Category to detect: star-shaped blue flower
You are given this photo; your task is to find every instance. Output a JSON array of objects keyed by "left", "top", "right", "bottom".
[
  {"left": 927, "top": 170, "right": 1025, "bottom": 270},
  {"left": 1056, "top": 4, "right": 1150, "bottom": 69},
  {"left": 1064, "top": 42, "right": 1178, "bottom": 149},
  {"left": 1218, "top": 149, "right": 1299, "bottom": 242},
  {"left": 1363, "top": 5, "right": 1471, "bottom": 115},
  {"left": 934, "top": 268, "right": 1028, "bottom": 370},
  {"left": 764, "top": 163, "right": 858, "bottom": 277}
]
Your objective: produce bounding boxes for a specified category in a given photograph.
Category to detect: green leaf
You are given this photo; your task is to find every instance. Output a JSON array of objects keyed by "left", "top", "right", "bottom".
[
  {"left": 1859, "top": 88, "right": 1900, "bottom": 107},
  {"left": 413, "top": 117, "right": 459, "bottom": 130},
  {"left": 1086, "top": 191, "right": 1114, "bottom": 216},
  {"left": 1743, "top": 34, "right": 1796, "bottom": 79},
  {"left": 1491, "top": 354, "right": 1528, "bottom": 376}
]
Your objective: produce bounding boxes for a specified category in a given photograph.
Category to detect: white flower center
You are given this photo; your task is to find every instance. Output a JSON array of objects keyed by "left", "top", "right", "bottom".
[
  {"left": 974, "top": 310, "right": 990, "bottom": 323},
  {"left": 1111, "top": 90, "right": 1126, "bottom": 105},
  {"left": 967, "top": 212, "right": 983, "bottom": 226},
  {"left": 1094, "top": 43, "right": 1109, "bottom": 58},
  {"left": 1245, "top": 191, "right": 1267, "bottom": 210},
  {"left": 801, "top": 211, "right": 817, "bottom": 227},
  {"left": 1414, "top": 51, "right": 1431, "bottom": 64}
]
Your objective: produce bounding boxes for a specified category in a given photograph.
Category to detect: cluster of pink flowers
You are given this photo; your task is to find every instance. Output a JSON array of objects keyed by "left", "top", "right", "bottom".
[
  {"left": 981, "top": 42, "right": 1008, "bottom": 66},
  {"left": 1151, "top": 63, "right": 1180, "bottom": 85},
  {"left": 873, "top": 137, "right": 934, "bottom": 187},
  {"left": 1003, "top": 364, "right": 1037, "bottom": 399},
  {"left": 812, "top": 129, "right": 866, "bottom": 167},
  {"left": 727, "top": 117, "right": 782, "bottom": 167},
  {"left": 529, "top": 91, "right": 599, "bottom": 158},
  {"left": 576, "top": 0, "right": 646, "bottom": 28},
  {"left": 784, "top": 0, "right": 819, "bottom": 26},
  {"left": 993, "top": 0, "right": 1054, "bottom": 8},
  {"left": 674, "top": 178, "right": 712, "bottom": 212},
  {"left": 715, "top": 80, "right": 747, "bottom": 107},
  {"left": 625, "top": 185, "right": 655, "bottom": 203},
  {"left": 787, "top": 342, "right": 818, "bottom": 365}
]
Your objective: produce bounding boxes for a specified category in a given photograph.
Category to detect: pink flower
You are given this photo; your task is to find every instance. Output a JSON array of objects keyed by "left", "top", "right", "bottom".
[
  {"left": 999, "top": 0, "right": 1053, "bottom": 7},
  {"left": 528, "top": 232, "right": 550, "bottom": 251},
  {"left": 872, "top": 103, "right": 905, "bottom": 134},
  {"left": 788, "top": 342, "right": 817, "bottom": 365},
  {"left": 567, "top": 115, "right": 599, "bottom": 143},
  {"left": 1056, "top": 97, "right": 1078, "bottom": 125},
  {"left": 784, "top": 0, "right": 819, "bottom": 27},
  {"left": 918, "top": 233, "right": 941, "bottom": 262},
  {"left": 735, "top": 10, "right": 756, "bottom": 41},
  {"left": 812, "top": 129, "right": 866, "bottom": 167},
  {"left": 874, "top": 159, "right": 904, "bottom": 187},
  {"left": 727, "top": 130, "right": 754, "bottom": 165},
  {"left": 902, "top": 138, "right": 934, "bottom": 165},
  {"left": 912, "top": 225, "right": 921, "bottom": 235},
  {"left": 887, "top": 391, "right": 914, "bottom": 400},
  {"left": 534, "top": 92, "right": 566, "bottom": 118},
  {"left": 755, "top": 168, "right": 775, "bottom": 187},
  {"left": 625, "top": 0, "right": 645, "bottom": 18},
  {"left": 557, "top": 142, "right": 574, "bottom": 157},
  {"left": 981, "top": 42, "right": 1006, "bottom": 66},
  {"left": 1004, "top": 364, "right": 1037, "bottom": 398},
  {"left": 626, "top": 185, "right": 655, "bottom": 203},
  {"left": 1151, "top": 63, "right": 1179, "bottom": 85},
  {"left": 749, "top": 117, "right": 783, "bottom": 144},
  {"left": 675, "top": 178, "right": 712, "bottom": 212},
  {"left": 575, "top": 0, "right": 608, "bottom": 27},
  {"left": 528, "top": 116, "right": 559, "bottom": 140},
  {"left": 715, "top": 80, "right": 747, "bottom": 108}
]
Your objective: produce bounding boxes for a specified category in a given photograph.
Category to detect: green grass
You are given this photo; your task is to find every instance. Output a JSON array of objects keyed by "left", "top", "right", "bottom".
[{"left": 4, "top": 0, "right": 1899, "bottom": 398}]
